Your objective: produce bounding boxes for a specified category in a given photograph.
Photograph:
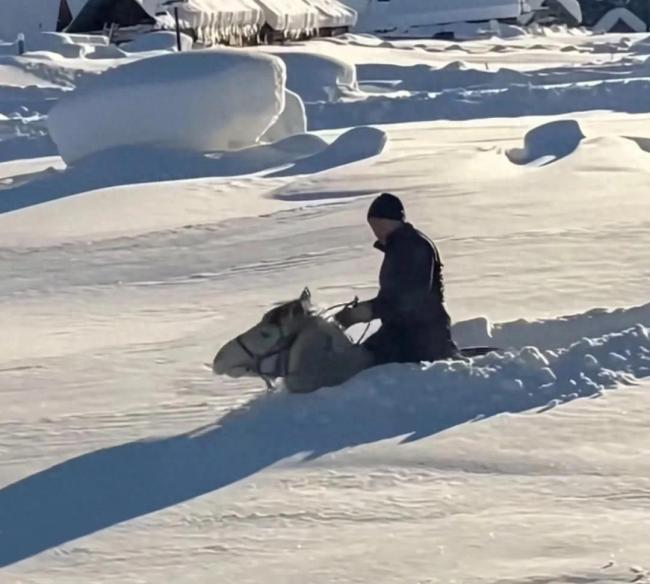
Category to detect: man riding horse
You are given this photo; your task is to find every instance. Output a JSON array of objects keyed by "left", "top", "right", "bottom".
[
  {"left": 334, "top": 193, "right": 459, "bottom": 365},
  {"left": 213, "top": 192, "right": 464, "bottom": 393}
]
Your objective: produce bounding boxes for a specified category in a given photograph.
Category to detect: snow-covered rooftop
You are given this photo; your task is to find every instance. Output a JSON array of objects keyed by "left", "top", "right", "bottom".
[
  {"left": 342, "top": 0, "right": 524, "bottom": 33},
  {"left": 0, "top": 0, "right": 357, "bottom": 44}
]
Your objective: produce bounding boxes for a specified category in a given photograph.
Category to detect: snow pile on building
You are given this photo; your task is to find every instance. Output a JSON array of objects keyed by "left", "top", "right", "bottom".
[
  {"left": 344, "top": 0, "right": 525, "bottom": 35},
  {"left": 46, "top": 49, "right": 292, "bottom": 163},
  {"left": 157, "top": 0, "right": 264, "bottom": 45}
]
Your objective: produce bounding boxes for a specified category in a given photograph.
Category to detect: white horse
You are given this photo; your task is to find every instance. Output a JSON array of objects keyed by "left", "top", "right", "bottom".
[
  {"left": 212, "top": 288, "right": 496, "bottom": 393},
  {"left": 212, "top": 288, "right": 374, "bottom": 393}
]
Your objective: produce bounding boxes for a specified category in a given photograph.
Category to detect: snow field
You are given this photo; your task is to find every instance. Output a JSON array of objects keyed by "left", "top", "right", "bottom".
[{"left": 1, "top": 23, "right": 650, "bottom": 584}]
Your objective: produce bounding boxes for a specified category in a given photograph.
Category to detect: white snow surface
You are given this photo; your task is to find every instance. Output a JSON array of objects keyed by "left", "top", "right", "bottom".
[
  {"left": 2, "top": 28, "right": 650, "bottom": 584},
  {"left": 121, "top": 31, "right": 194, "bottom": 53},
  {"left": 47, "top": 49, "right": 287, "bottom": 163},
  {"left": 269, "top": 49, "right": 361, "bottom": 102},
  {"left": 261, "top": 89, "right": 308, "bottom": 142}
]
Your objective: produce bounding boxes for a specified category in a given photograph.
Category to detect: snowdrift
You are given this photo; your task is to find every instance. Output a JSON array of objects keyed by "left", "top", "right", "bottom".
[
  {"left": 0, "top": 126, "right": 387, "bottom": 215},
  {"left": 261, "top": 89, "right": 307, "bottom": 142},
  {"left": 121, "top": 31, "right": 194, "bottom": 53},
  {"left": 272, "top": 50, "right": 361, "bottom": 102},
  {"left": 506, "top": 119, "right": 585, "bottom": 166},
  {"left": 308, "top": 75, "right": 650, "bottom": 129},
  {"left": 47, "top": 49, "right": 287, "bottom": 163},
  {"left": 1, "top": 303, "right": 648, "bottom": 567}
]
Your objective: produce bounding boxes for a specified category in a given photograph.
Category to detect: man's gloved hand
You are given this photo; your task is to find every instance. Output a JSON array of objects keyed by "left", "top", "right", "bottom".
[{"left": 334, "top": 301, "right": 374, "bottom": 329}]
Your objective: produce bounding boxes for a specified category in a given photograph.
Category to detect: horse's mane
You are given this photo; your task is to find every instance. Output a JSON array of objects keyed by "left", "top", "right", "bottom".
[{"left": 262, "top": 297, "right": 314, "bottom": 326}]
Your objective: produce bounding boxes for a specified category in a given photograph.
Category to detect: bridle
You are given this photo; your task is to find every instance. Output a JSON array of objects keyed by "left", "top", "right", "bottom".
[
  {"left": 234, "top": 326, "right": 297, "bottom": 391},
  {"left": 231, "top": 297, "right": 369, "bottom": 391}
]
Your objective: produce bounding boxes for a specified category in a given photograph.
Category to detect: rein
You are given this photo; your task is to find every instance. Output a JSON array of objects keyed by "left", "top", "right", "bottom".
[{"left": 321, "top": 297, "right": 372, "bottom": 346}]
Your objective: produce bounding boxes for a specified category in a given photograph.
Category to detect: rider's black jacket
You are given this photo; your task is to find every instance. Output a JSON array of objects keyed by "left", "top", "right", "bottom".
[{"left": 364, "top": 222, "right": 457, "bottom": 363}]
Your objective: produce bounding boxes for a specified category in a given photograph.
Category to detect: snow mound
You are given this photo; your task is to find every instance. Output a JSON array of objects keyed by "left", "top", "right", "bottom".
[
  {"left": 269, "top": 125, "right": 387, "bottom": 178},
  {"left": 506, "top": 120, "right": 585, "bottom": 166},
  {"left": 21, "top": 32, "right": 109, "bottom": 59},
  {"left": 121, "top": 31, "right": 194, "bottom": 53},
  {"left": 205, "top": 308, "right": 650, "bottom": 466},
  {"left": 47, "top": 49, "right": 286, "bottom": 164},
  {"left": 0, "top": 124, "right": 386, "bottom": 213},
  {"left": 251, "top": 310, "right": 650, "bottom": 455},
  {"left": 261, "top": 89, "right": 307, "bottom": 142},
  {"left": 273, "top": 51, "right": 360, "bottom": 102},
  {"left": 307, "top": 78, "right": 650, "bottom": 130},
  {"left": 0, "top": 134, "right": 331, "bottom": 214},
  {"left": 453, "top": 302, "right": 650, "bottom": 352},
  {"left": 357, "top": 61, "right": 526, "bottom": 93}
]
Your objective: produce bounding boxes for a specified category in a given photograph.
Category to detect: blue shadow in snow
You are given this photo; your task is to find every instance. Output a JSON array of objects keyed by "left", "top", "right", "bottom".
[
  {"left": 0, "top": 127, "right": 387, "bottom": 215},
  {"left": 6, "top": 328, "right": 650, "bottom": 569},
  {"left": 506, "top": 119, "right": 585, "bottom": 166},
  {"left": 0, "top": 370, "right": 538, "bottom": 568}
]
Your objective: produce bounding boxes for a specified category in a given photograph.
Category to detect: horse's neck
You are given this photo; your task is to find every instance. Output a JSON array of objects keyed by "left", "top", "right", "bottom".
[
  {"left": 290, "top": 316, "right": 358, "bottom": 359},
  {"left": 282, "top": 314, "right": 314, "bottom": 338},
  {"left": 284, "top": 315, "right": 371, "bottom": 393},
  {"left": 301, "top": 315, "right": 350, "bottom": 344}
]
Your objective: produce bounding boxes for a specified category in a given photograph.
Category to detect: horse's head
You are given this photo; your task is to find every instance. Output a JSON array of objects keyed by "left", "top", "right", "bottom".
[{"left": 213, "top": 288, "right": 314, "bottom": 379}]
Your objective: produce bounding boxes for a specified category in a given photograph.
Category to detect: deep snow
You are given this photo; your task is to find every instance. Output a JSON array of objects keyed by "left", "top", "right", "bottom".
[
  {"left": 47, "top": 49, "right": 288, "bottom": 162},
  {"left": 1, "top": 25, "right": 650, "bottom": 584}
]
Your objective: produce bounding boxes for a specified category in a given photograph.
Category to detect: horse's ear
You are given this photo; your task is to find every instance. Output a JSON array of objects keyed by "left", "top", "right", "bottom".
[{"left": 300, "top": 287, "right": 311, "bottom": 309}]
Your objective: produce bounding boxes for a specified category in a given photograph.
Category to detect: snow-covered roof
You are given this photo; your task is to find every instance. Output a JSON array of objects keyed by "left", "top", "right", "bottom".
[
  {"left": 168, "top": 0, "right": 266, "bottom": 44},
  {"left": 136, "top": 0, "right": 356, "bottom": 36},
  {"left": 306, "top": 0, "right": 358, "bottom": 29},
  {"left": 0, "top": 0, "right": 355, "bottom": 45},
  {"left": 343, "top": 0, "right": 524, "bottom": 32}
]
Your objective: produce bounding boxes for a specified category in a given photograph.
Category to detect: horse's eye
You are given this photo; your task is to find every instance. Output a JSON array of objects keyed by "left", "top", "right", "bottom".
[{"left": 260, "top": 330, "right": 272, "bottom": 339}]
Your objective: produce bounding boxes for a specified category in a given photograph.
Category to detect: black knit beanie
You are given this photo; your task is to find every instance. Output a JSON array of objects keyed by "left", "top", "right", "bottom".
[{"left": 367, "top": 192, "right": 405, "bottom": 221}]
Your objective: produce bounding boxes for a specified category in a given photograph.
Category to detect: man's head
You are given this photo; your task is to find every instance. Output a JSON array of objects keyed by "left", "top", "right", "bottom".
[{"left": 367, "top": 192, "right": 404, "bottom": 243}]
